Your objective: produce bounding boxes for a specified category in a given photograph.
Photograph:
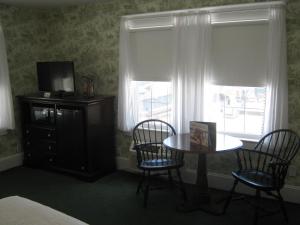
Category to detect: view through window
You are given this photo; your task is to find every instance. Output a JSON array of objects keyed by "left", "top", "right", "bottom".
[
  {"left": 206, "top": 85, "right": 266, "bottom": 139},
  {"left": 133, "top": 82, "right": 266, "bottom": 139},
  {"left": 133, "top": 81, "right": 172, "bottom": 125}
]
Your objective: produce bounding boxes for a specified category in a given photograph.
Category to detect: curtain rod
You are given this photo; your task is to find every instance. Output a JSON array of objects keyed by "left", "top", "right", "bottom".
[{"left": 122, "top": 1, "right": 286, "bottom": 20}]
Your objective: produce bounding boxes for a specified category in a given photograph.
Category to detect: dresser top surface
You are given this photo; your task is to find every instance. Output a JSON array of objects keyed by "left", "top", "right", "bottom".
[{"left": 18, "top": 94, "right": 114, "bottom": 104}]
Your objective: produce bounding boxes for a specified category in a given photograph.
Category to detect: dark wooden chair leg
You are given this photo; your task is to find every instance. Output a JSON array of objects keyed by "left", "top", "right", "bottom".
[
  {"left": 144, "top": 170, "right": 150, "bottom": 208},
  {"left": 136, "top": 170, "right": 145, "bottom": 195},
  {"left": 277, "top": 190, "right": 288, "bottom": 223},
  {"left": 223, "top": 179, "right": 238, "bottom": 214},
  {"left": 168, "top": 169, "right": 174, "bottom": 189},
  {"left": 254, "top": 189, "right": 261, "bottom": 225},
  {"left": 176, "top": 168, "right": 187, "bottom": 201}
]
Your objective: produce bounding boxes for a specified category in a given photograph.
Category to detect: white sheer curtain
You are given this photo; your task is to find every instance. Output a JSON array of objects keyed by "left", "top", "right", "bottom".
[
  {"left": 0, "top": 25, "right": 14, "bottom": 132},
  {"left": 264, "top": 6, "right": 288, "bottom": 133},
  {"left": 118, "top": 18, "right": 138, "bottom": 132},
  {"left": 118, "top": 2, "right": 287, "bottom": 135},
  {"left": 172, "top": 13, "right": 212, "bottom": 134},
  {"left": 118, "top": 14, "right": 212, "bottom": 133}
]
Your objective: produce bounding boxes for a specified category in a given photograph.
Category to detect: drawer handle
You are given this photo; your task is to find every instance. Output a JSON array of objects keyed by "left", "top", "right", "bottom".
[
  {"left": 81, "top": 166, "right": 85, "bottom": 171},
  {"left": 27, "top": 153, "right": 31, "bottom": 157},
  {"left": 48, "top": 145, "right": 52, "bottom": 150},
  {"left": 49, "top": 158, "right": 53, "bottom": 162},
  {"left": 26, "top": 130, "right": 30, "bottom": 134},
  {"left": 26, "top": 141, "right": 30, "bottom": 145}
]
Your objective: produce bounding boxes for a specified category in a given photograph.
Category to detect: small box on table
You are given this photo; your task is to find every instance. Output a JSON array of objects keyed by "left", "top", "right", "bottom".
[{"left": 190, "top": 121, "right": 216, "bottom": 152}]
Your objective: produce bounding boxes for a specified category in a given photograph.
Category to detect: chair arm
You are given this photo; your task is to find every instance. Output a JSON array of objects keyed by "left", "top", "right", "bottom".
[
  {"left": 268, "top": 160, "right": 289, "bottom": 173},
  {"left": 237, "top": 147, "right": 255, "bottom": 152},
  {"left": 269, "top": 160, "right": 289, "bottom": 168},
  {"left": 133, "top": 143, "right": 161, "bottom": 153},
  {"left": 132, "top": 144, "right": 141, "bottom": 151},
  {"left": 268, "top": 160, "right": 290, "bottom": 186}
]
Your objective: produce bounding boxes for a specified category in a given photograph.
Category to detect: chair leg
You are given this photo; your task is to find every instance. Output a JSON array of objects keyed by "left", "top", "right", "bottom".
[
  {"left": 176, "top": 168, "right": 187, "bottom": 202},
  {"left": 168, "top": 169, "right": 174, "bottom": 189},
  {"left": 277, "top": 190, "right": 288, "bottom": 223},
  {"left": 222, "top": 179, "right": 238, "bottom": 214},
  {"left": 143, "top": 170, "right": 150, "bottom": 208},
  {"left": 136, "top": 170, "right": 145, "bottom": 195},
  {"left": 253, "top": 189, "right": 261, "bottom": 225}
]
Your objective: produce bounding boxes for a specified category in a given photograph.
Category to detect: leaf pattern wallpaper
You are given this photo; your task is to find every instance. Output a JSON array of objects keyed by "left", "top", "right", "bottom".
[{"left": 0, "top": 0, "right": 299, "bottom": 185}]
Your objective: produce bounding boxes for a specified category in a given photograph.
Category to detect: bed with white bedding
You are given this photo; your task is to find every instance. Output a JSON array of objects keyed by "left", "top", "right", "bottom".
[{"left": 0, "top": 196, "right": 88, "bottom": 225}]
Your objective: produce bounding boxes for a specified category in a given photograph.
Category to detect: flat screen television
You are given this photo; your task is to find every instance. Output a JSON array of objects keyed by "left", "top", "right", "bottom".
[{"left": 37, "top": 61, "right": 75, "bottom": 94}]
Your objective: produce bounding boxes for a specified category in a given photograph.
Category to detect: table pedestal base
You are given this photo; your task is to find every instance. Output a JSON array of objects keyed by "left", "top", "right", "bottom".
[
  {"left": 177, "top": 189, "right": 225, "bottom": 215},
  {"left": 177, "top": 154, "right": 226, "bottom": 215},
  {"left": 163, "top": 133, "right": 242, "bottom": 215}
]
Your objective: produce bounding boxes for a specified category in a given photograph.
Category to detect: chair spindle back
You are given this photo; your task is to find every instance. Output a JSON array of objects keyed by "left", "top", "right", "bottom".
[
  {"left": 132, "top": 119, "right": 183, "bottom": 166},
  {"left": 236, "top": 129, "right": 300, "bottom": 187}
]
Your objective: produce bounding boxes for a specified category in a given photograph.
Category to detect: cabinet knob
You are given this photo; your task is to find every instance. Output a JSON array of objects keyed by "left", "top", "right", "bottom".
[
  {"left": 49, "top": 158, "right": 53, "bottom": 162},
  {"left": 27, "top": 153, "right": 31, "bottom": 157},
  {"left": 81, "top": 166, "right": 85, "bottom": 171},
  {"left": 47, "top": 133, "right": 51, "bottom": 137},
  {"left": 26, "top": 130, "right": 29, "bottom": 134},
  {"left": 26, "top": 141, "right": 30, "bottom": 145},
  {"left": 48, "top": 145, "right": 52, "bottom": 150}
]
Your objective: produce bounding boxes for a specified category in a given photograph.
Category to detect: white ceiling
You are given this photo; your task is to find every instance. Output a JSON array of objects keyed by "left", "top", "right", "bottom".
[{"left": 0, "top": 0, "right": 98, "bottom": 7}]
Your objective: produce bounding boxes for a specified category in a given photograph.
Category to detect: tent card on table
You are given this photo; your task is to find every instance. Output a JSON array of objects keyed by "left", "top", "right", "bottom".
[{"left": 190, "top": 121, "right": 216, "bottom": 152}]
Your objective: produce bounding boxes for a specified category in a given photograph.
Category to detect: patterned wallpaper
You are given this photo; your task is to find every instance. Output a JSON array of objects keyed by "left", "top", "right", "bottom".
[
  {"left": 0, "top": 0, "right": 299, "bottom": 185},
  {"left": 0, "top": 5, "right": 41, "bottom": 158}
]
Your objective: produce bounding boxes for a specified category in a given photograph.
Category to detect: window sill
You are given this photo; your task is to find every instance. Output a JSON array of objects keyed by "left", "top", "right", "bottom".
[
  {"left": 217, "top": 132, "right": 260, "bottom": 143},
  {"left": 240, "top": 137, "right": 259, "bottom": 143}
]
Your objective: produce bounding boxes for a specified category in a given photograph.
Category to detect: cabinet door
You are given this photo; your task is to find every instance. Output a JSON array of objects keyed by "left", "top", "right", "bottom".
[{"left": 56, "top": 107, "right": 86, "bottom": 172}]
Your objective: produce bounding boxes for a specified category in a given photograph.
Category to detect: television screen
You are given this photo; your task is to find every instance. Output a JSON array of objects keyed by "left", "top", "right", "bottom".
[{"left": 37, "top": 61, "right": 75, "bottom": 93}]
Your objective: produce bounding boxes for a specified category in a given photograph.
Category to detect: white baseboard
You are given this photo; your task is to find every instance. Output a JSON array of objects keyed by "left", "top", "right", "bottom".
[
  {"left": 0, "top": 153, "right": 23, "bottom": 172},
  {"left": 116, "top": 156, "right": 300, "bottom": 204}
]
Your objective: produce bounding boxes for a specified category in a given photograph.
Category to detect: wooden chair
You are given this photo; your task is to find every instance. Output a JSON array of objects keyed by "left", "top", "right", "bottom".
[
  {"left": 132, "top": 119, "right": 186, "bottom": 207},
  {"left": 223, "top": 129, "right": 300, "bottom": 224}
]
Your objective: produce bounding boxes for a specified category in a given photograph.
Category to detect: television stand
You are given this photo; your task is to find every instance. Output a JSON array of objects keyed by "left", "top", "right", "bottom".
[{"left": 18, "top": 94, "right": 116, "bottom": 181}]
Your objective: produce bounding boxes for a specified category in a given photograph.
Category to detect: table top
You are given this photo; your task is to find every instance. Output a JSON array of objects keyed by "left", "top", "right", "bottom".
[{"left": 163, "top": 133, "right": 243, "bottom": 154}]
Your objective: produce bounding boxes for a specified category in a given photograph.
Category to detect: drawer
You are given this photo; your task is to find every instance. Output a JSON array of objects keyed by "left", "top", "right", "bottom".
[
  {"left": 23, "top": 149, "right": 44, "bottom": 166},
  {"left": 45, "top": 153, "right": 57, "bottom": 165},
  {"left": 24, "top": 126, "right": 56, "bottom": 141},
  {"left": 24, "top": 139, "right": 56, "bottom": 154}
]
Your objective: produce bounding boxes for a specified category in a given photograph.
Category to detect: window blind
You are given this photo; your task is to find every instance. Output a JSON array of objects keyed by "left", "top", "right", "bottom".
[
  {"left": 210, "top": 22, "right": 268, "bottom": 87},
  {"left": 128, "top": 16, "right": 174, "bottom": 82}
]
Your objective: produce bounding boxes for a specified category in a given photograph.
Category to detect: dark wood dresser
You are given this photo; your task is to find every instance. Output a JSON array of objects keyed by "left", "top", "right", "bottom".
[{"left": 18, "top": 94, "right": 116, "bottom": 181}]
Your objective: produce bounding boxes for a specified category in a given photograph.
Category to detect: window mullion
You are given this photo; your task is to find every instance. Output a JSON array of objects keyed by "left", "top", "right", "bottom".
[{"left": 243, "top": 89, "right": 246, "bottom": 135}]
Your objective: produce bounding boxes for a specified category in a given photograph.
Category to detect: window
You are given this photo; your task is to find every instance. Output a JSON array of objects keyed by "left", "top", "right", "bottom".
[
  {"left": 128, "top": 19, "right": 174, "bottom": 124},
  {"left": 206, "top": 86, "right": 266, "bottom": 140},
  {"left": 119, "top": 2, "right": 287, "bottom": 137},
  {"left": 206, "top": 18, "right": 269, "bottom": 140},
  {"left": 118, "top": 16, "right": 175, "bottom": 131}
]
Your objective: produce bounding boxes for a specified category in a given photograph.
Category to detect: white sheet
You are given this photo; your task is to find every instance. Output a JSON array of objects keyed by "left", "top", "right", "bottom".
[{"left": 0, "top": 196, "right": 88, "bottom": 225}]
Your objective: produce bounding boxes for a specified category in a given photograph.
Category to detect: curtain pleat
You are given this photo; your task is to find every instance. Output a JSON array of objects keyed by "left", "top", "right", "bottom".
[
  {"left": 0, "top": 25, "right": 14, "bottom": 131},
  {"left": 264, "top": 7, "right": 288, "bottom": 133},
  {"left": 171, "top": 13, "right": 212, "bottom": 134}
]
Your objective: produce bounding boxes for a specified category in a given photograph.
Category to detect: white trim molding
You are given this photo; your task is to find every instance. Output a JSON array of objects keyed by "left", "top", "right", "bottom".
[
  {"left": 123, "top": 1, "right": 285, "bottom": 20},
  {"left": 0, "top": 153, "right": 23, "bottom": 172},
  {"left": 116, "top": 156, "right": 300, "bottom": 204}
]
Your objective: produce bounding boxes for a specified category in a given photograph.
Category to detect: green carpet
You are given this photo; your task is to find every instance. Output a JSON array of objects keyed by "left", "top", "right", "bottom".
[{"left": 0, "top": 167, "right": 299, "bottom": 225}]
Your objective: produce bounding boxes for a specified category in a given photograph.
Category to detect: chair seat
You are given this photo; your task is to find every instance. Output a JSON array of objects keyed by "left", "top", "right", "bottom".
[
  {"left": 232, "top": 170, "right": 280, "bottom": 190},
  {"left": 139, "top": 159, "right": 182, "bottom": 170}
]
